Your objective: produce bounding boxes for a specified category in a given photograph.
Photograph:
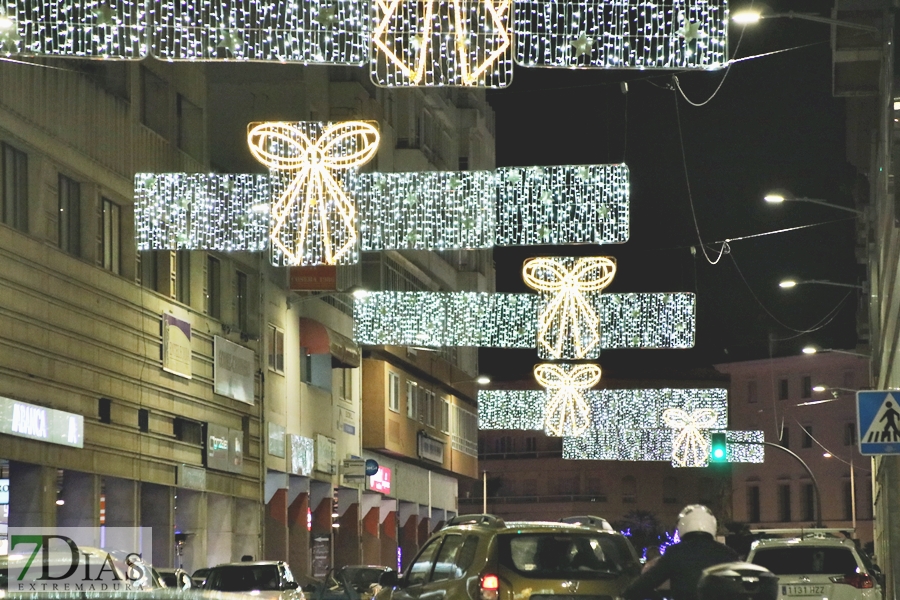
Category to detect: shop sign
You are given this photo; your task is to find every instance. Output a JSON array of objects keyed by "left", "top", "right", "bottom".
[
  {"left": 0, "top": 397, "right": 83, "bottom": 448},
  {"left": 316, "top": 434, "right": 336, "bottom": 474},
  {"left": 162, "top": 313, "right": 192, "bottom": 379},
  {"left": 214, "top": 336, "right": 255, "bottom": 404},
  {"left": 368, "top": 467, "right": 391, "bottom": 494},
  {"left": 417, "top": 432, "right": 444, "bottom": 464},
  {"left": 290, "top": 265, "right": 338, "bottom": 291},
  {"left": 0, "top": 478, "right": 8, "bottom": 504},
  {"left": 268, "top": 422, "right": 286, "bottom": 457},
  {"left": 177, "top": 464, "right": 206, "bottom": 491},
  {"left": 205, "top": 423, "right": 243, "bottom": 474},
  {"left": 288, "top": 434, "right": 314, "bottom": 476}
]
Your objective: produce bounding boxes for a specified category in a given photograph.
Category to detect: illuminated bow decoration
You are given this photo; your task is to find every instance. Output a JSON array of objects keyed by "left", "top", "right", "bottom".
[
  {"left": 535, "top": 363, "right": 602, "bottom": 437},
  {"left": 247, "top": 121, "right": 380, "bottom": 265},
  {"left": 372, "top": 0, "right": 511, "bottom": 85},
  {"left": 662, "top": 408, "right": 719, "bottom": 467},
  {"left": 523, "top": 257, "right": 617, "bottom": 360}
]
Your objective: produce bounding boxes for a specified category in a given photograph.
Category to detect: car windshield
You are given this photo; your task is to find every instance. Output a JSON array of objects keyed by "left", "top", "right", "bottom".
[
  {"left": 751, "top": 547, "right": 859, "bottom": 575},
  {"left": 205, "top": 565, "right": 282, "bottom": 591},
  {"left": 498, "top": 533, "right": 627, "bottom": 578},
  {"left": 340, "top": 567, "right": 384, "bottom": 592}
]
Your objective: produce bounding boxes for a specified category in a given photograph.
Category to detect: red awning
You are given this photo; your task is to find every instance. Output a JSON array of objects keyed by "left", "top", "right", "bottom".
[{"left": 299, "top": 318, "right": 361, "bottom": 368}]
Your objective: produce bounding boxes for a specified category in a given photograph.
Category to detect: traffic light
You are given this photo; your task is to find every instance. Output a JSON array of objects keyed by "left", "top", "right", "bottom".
[{"left": 710, "top": 432, "right": 727, "bottom": 463}]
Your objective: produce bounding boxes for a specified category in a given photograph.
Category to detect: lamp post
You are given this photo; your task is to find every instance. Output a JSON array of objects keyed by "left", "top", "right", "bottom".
[
  {"left": 779, "top": 279, "right": 863, "bottom": 290},
  {"left": 732, "top": 9, "right": 879, "bottom": 33},
  {"left": 764, "top": 193, "right": 865, "bottom": 216}
]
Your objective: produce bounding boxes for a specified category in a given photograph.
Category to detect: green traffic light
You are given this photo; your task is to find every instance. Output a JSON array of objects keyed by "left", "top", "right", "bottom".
[
  {"left": 710, "top": 432, "right": 727, "bottom": 463},
  {"left": 713, "top": 448, "right": 725, "bottom": 459}
]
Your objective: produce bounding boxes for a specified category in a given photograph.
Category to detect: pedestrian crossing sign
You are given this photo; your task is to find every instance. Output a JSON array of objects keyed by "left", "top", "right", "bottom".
[{"left": 857, "top": 391, "right": 900, "bottom": 455}]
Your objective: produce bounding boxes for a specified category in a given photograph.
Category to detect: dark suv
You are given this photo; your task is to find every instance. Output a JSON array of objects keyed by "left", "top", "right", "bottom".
[{"left": 378, "top": 514, "right": 640, "bottom": 600}]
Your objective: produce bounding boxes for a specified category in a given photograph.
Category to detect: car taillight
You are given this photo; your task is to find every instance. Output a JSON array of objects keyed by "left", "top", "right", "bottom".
[
  {"left": 480, "top": 574, "right": 499, "bottom": 600},
  {"left": 830, "top": 573, "right": 875, "bottom": 589}
]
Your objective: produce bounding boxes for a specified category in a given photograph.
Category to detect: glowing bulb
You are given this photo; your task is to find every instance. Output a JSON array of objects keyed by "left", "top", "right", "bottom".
[
  {"left": 713, "top": 448, "right": 725, "bottom": 459},
  {"left": 764, "top": 194, "right": 786, "bottom": 204},
  {"left": 351, "top": 288, "right": 370, "bottom": 299},
  {"left": 802, "top": 346, "right": 818, "bottom": 355},
  {"left": 779, "top": 279, "right": 798, "bottom": 288},
  {"left": 812, "top": 385, "right": 826, "bottom": 392},
  {"left": 731, "top": 10, "right": 762, "bottom": 24},
  {"left": 0, "top": 16, "right": 13, "bottom": 30},
  {"left": 823, "top": 452, "right": 832, "bottom": 458},
  {"left": 476, "top": 376, "right": 491, "bottom": 385}
]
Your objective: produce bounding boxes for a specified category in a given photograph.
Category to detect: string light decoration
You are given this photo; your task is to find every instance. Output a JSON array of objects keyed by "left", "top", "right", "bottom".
[
  {"left": 523, "top": 256, "right": 617, "bottom": 360},
  {"left": 661, "top": 407, "right": 718, "bottom": 467},
  {"left": 370, "top": 0, "right": 513, "bottom": 87},
  {"left": 0, "top": 0, "right": 146, "bottom": 58},
  {"left": 150, "top": 0, "right": 368, "bottom": 63},
  {"left": 513, "top": 0, "right": 728, "bottom": 70},
  {"left": 353, "top": 291, "right": 694, "bottom": 348},
  {"left": 534, "top": 363, "right": 601, "bottom": 437},
  {"left": 135, "top": 173, "right": 271, "bottom": 252},
  {"left": 351, "top": 164, "right": 630, "bottom": 250},
  {"left": 247, "top": 120, "right": 380, "bottom": 266}
]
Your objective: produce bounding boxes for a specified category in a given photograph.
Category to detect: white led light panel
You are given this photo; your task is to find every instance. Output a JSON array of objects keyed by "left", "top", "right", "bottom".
[
  {"left": 370, "top": 0, "right": 513, "bottom": 87},
  {"left": 0, "top": 0, "right": 146, "bottom": 58},
  {"left": 353, "top": 291, "right": 695, "bottom": 348},
  {"left": 150, "top": 0, "right": 368, "bottom": 63},
  {"left": 513, "top": 0, "right": 728, "bottom": 70},
  {"left": 135, "top": 173, "right": 270, "bottom": 252}
]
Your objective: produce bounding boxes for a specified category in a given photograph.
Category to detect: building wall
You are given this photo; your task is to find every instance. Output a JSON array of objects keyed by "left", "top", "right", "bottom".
[{"left": 717, "top": 353, "right": 873, "bottom": 545}]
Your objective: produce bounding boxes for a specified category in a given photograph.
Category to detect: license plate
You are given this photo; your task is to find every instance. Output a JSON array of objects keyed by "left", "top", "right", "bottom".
[{"left": 782, "top": 585, "right": 825, "bottom": 596}]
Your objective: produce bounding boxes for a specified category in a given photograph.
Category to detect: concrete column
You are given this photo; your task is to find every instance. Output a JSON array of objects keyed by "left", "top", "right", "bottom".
[
  {"left": 233, "top": 497, "right": 261, "bottom": 562},
  {"left": 379, "top": 498, "right": 398, "bottom": 569},
  {"left": 8, "top": 462, "right": 56, "bottom": 528},
  {"left": 207, "top": 494, "right": 233, "bottom": 568},
  {"left": 398, "top": 501, "right": 418, "bottom": 571},
  {"left": 334, "top": 487, "right": 360, "bottom": 568},
  {"left": 287, "top": 477, "right": 311, "bottom": 577},
  {"left": 174, "top": 488, "right": 207, "bottom": 573},
  {"left": 360, "top": 493, "right": 381, "bottom": 565},
  {"left": 309, "top": 480, "right": 334, "bottom": 578},
  {"left": 141, "top": 483, "right": 173, "bottom": 568},
  {"left": 106, "top": 477, "right": 139, "bottom": 527},
  {"left": 265, "top": 471, "right": 289, "bottom": 561},
  {"left": 58, "top": 471, "right": 100, "bottom": 529},
  {"left": 417, "top": 505, "right": 430, "bottom": 545}
]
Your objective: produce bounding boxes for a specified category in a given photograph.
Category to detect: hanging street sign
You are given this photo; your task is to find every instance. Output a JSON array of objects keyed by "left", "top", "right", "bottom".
[{"left": 857, "top": 391, "right": 900, "bottom": 455}]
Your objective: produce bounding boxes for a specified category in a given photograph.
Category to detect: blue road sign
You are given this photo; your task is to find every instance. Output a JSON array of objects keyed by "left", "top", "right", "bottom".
[{"left": 857, "top": 391, "right": 900, "bottom": 455}]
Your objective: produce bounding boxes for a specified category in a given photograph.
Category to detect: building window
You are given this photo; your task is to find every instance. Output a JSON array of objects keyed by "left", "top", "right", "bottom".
[
  {"left": 58, "top": 174, "right": 80, "bottom": 257},
  {"left": 525, "top": 436, "right": 537, "bottom": 452},
  {"left": 139, "top": 251, "right": 160, "bottom": 291},
  {"left": 801, "top": 425, "right": 813, "bottom": 449},
  {"left": 662, "top": 477, "right": 678, "bottom": 504},
  {"left": 778, "top": 378, "right": 789, "bottom": 400},
  {"left": 406, "top": 381, "right": 417, "bottom": 420},
  {"left": 441, "top": 398, "right": 450, "bottom": 434},
  {"left": 451, "top": 405, "right": 478, "bottom": 456},
  {"left": 843, "top": 480, "right": 854, "bottom": 521},
  {"left": 338, "top": 369, "right": 352, "bottom": 402},
  {"left": 801, "top": 483, "right": 815, "bottom": 521},
  {"left": 175, "top": 250, "right": 190, "bottom": 305},
  {"left": 236, "top": 270, "right": 249, "bottom": 331},
  {"left": 1, "top": 142, "right": 28, "bottom": 232},
  {"left": 177, "top": 94, "right": 204, "bottom": 160},
  {"left": 388, "top": 372, "right": 400, "bottom": 412},
  {"left": 268, "top": 324, "right": 284, "bottom": 374},
  {"left": 101, "top": 198, "right": 121, "bottom": 274},
  {"left": 206, "top": 255, "right": 221, "bottom": 318},
  {"left": 845, "top": 422, "right": 857, "bottom": 446},
  {"left": 138, "top": 408, "right": 149, "bottom": 432},
  {"left": 747, "top": 485, "right": 761, "bottom": 522},
  {"left": 778, "top": 484, "right": 792, "bottom": 522},
  {"left": 780, "top": 426, "right": 790, "bottom": 449},
  {"left": 98, "top": 398, "right": 112, "bottom": 424},
  {"left": 622, "top": 476, "right": 636, "bottom": 504},
  {"left": 801, "top": 376, "right": 812, "bottom": 399},
  {"left": 425, "top": 389, "right": 435, "bottom": 427},
  {"left": 174, "top": 417, "right": 202, "bottom": 445},
  {"left": 141, "top": 67, "right": 169, "bottom": 138},
  {"left": 747, "top": 380, "right": 758, "bottom": 403}
]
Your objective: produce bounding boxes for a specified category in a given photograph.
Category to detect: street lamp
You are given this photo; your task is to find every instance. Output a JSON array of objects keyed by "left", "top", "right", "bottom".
[
  {"left": 731, "top": 9, "right": 879, "bottom": 32},
  {"left": 780, "top": 279, "right": 863, "bottom": 290},
  {"left": 797, "top": 386, "right": 860, "bottom": 407},
  {"left": 801, "top": 346, "right": 870, "bottom": 358},
  {"left": 764, "top": 192, "right": 864, "bottom": 216},
  {"left": 286, "top": 285, "right": 369, "bottom": 309}
]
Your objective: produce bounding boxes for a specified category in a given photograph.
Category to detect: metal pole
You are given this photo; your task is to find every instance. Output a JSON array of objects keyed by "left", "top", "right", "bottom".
[
  {"left": 851, "top": 456, "right": 857, "bottom": 533},
  {"left": 483, "top": 471, "right": 487, "bottom": 514}
]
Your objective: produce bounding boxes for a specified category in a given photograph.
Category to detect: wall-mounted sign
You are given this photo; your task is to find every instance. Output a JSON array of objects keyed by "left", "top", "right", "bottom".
[
  {"left": 268, "top": 422, "right": 286, "bottom": 457},
  {"left": 290, "top": 265, "right": 338, "bottom": 291},
  {"left": 0, "top": 478, "right": 9, "bottom": 504},
  {"left": 177, "top": 464, "right": 207, "bottom": 490},
  {"left": 368, "top": 467, "right": 391, "bottom": 494},
  {"left": 214, "top": 336, "right": 255, "bottom": 404},
  {"left": 162, "top": 313, "right": 192, "bottom": 379},
  {"left": 316, "top": 434, "right": 336, "bottom": 475},
  {"left": 417, "top": 432, "right": 444, "bottom": 464},
  {"left": 342, "top": 458, "right": 366, "bottom": 479},
  {"left": 0, "top": 396, "right": 83, "bottom": 448},
  {"left": 206, "top": 423, "right": 243, "bottom": 474},
  {"left": 289, "top": 434, "right": 315, "bottom": 476}
]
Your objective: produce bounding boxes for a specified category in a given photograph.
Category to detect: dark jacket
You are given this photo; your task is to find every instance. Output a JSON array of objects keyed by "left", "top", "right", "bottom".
[{"left": 622, "top": 532, "right": 739, "bottom": 600}]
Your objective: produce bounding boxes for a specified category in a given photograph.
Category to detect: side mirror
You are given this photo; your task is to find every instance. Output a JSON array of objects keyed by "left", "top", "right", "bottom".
[
  {"left": 378, "top": 571, "right": 399, "bottom": 588},
  {"left": 284, "top": 581, "right": 300, "bottom": 590}
]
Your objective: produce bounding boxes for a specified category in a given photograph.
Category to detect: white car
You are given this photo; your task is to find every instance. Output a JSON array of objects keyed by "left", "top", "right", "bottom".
[{"left": 746, "top": 535, "right": 882, "bottom": 600}]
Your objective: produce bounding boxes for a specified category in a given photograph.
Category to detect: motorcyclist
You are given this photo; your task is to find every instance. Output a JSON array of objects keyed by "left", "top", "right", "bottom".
[{"left": 622, "top": 504, "right": 738, "bottom": 600}]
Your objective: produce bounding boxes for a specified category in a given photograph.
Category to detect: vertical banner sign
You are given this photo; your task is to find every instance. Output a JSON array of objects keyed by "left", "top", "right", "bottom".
[
  {"left": 214, "top": 336, "right": 255, "bottom": 404},
  {"left": 162, "top": 313, "right": 192, "bottom": 379}
]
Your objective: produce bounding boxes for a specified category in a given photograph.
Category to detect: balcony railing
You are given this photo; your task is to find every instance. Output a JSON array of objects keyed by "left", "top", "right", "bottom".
[{"left": 478, "top": 450, "right": 564, "bottom": 460}]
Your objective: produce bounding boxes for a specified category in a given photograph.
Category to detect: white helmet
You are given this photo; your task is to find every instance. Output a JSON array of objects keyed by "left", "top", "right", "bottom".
[{"left": 676, "top": 504, "right": 717, "bottom": 537}]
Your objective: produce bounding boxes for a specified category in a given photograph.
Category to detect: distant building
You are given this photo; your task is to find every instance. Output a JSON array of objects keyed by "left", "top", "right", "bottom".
[{"left": 716, "top": 352, "right": 873, "bottom": 546}]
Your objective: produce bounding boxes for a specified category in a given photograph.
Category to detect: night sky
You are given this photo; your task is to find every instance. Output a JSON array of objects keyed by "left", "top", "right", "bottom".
[{"left": 480, "top": 0, "right": 862, "bottom": 382}]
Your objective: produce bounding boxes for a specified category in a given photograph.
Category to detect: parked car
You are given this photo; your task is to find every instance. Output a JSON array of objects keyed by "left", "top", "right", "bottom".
[
  {"left": 376, "top": 514, "right": 640, "bottom": 600},
  {"left": 315, "top": 566, "right": 394, "bottom": 600},
  {"left": 202, "top": 560, "right": 304, "bottom": 600},
  {"left": 156, "top": 568, "right": 193, "bottom": 590},
  {"left": 192, "top": 568, "right": 211, "bottom": 588},
  {"left": 746, "top": 534, "right": 882, "bottom": 600}
]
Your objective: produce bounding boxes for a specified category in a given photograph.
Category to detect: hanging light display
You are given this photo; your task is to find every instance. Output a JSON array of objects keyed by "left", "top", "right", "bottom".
[
  {"left": 523, "top": 256, "right": 617, "bottom": 360},
  {"left": 534, "top": 362, "right": 601, "bottom": 437},
  {"left": 246, "top": 120, "right": 379, "bottom": 266},
  {"left": 370, "top": 0, "right": 513, "bottom": 87},
  {"left": 661, "top": 407, "right": 718, "bottom": 467}
]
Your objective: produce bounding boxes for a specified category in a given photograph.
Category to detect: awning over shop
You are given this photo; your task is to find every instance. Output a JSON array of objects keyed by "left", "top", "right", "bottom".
[{"left": 299, "top": 318, "right": 361, "bottom": 368}]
